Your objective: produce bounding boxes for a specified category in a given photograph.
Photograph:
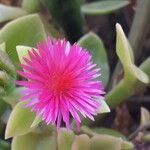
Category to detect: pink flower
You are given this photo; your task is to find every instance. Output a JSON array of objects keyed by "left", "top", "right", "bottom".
[{"left": 17, "top": 38, "right": 105, "bottom": 130}]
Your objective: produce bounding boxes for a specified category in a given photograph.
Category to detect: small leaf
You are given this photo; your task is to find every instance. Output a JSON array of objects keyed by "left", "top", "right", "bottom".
[
  {"left": 98, "top": 99, "right": 110, "bottom": 113},
  {"left": 78, "top": 32, "right": 109, "bottom": 86},
  {"left": 82, "top": 0, "right": 129, "bottom": 15},
  {"left": 0, "top": 47, "right": 16, "bottom": 77},
  {"left": 0, "top": 42, "right": 6, "bottom": 51},
  {"left": 71, "top": 134, "right": 90, "bottom": 150},
  {"left": 3, "top": 87, "right": 24, "bottom": 107},
  {"left": 16, "top": 45, "right": 36, "bottom": 64},
  {"left": 0, "top": 99, "right": 8, "bottom": 118},
  {"left": 5, "top": 101, "right": 35, "bottom": 139},
  {"left": 90, "top": 135, "right": 122, "bottom": 150},
  {"left": 31, "top": 116, "right": 42, "bottom": 128},
  {"left": 93, "top": 128, "right": 126, "bottom": 140},
  {"left": 142, "top": 134, "right": 150, "bottom": 143},
  {"left": 57, "top": 128, "right": 75, "bottom": 150},
  {"left": 0, "top": 139, "right": 10, "bottom": 150},
  {"left": 140, "top": 107, "right": 150, "bottom": 127},
  {"left": 121, "top": 140, "right": 134, "bottom": 150},
  {"left": 116, "top": 23, "right": 149, "bottom": 84},
  {"left": 0, "top": 14, "right": 46, "bottom": 67},
  {"left": 22, "top": 0, "right": 40, "bottom": 13},
  {"left": 0, "top": 4, "right": 27, "bottom": 23},
  {"left": 12, "top": 132, "right": 57, "bottom": 150}
]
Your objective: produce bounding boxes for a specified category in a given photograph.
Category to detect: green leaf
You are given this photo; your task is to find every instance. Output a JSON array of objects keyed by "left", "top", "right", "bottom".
[
  {"left": 57, "top": 128, "right": 75, "bottom": 150},
  {"left": 90, "top": 135, "right": 122, "bottom": 150},
  {"left": 12, "top": 132, "right": 57, "bottom": 150},
  {"left": 140, "top": 107, "right": 150, "bottom": 127},
  {"left": 71, "top": 134, "right": 90, "bottom": 150},
  {"left": 3, "top": 87, "right": 23, "bottom": 107},
  {"left": 116, "top": 23, "right": 149, "bottom": 84},
  {"left": 0, "top": 14, "right": 46, "bottom": 67},
  {"left": 22, "top": 0, "right": 40, "bottom": 13},
  {"left": 82, "top": 0, "right": 129, "bottom": 15},
  {"left": 0, "top": 4, "right": 27, "bottom": 22},
  {"left": 0, "top": 99, "right": 7, "bottom": 118},
  {"left": 31, "top": 116, "right": 42, "bottom": 128},
  {"left": 97, "top": 99, "right": 110, "bottom": 114},
  {"left": 142, "top": 134, "right": 150, "bottom": 143},
  {"left": 16, "top": 45, "right": 35, "bottom": 64},
  {"left": 93, "top": 128, "right": 126, "bottom": 140},
  {"left": 0, "top": 139, "right": 10, "bottom": 150},
  {"left": 78, "top": 32, "right": 109, "bottom": 86},
  {"left": 0, "top": 47, "right": 16, "bottom": 77},
  {"left": 5, "top": 101, "right": 35, "bottom": 139}
]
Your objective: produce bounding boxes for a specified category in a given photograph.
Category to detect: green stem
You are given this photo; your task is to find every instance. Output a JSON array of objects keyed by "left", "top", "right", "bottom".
[
  {"left": 109, "top": 0, "right": 150, "bottom": 88},
  {"left": 83, "top": 57, "right": 150, "bottom": 126},
  {"left": 106, "top": 57, "right": 150, "bottom": 108}
]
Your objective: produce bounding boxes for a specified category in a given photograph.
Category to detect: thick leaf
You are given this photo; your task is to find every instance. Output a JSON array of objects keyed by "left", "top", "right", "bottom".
[
  {"left": 5, "top": 101, "right": 35, "bottom": 139},
  {"left": 0, "top": 14, "right": 46, "bottom": 67},
  {"left": 0, "top": 139, "right": 10, "bottom": 150},
  {"left": 16, "top": 45, "right": 35, "bottom": 64},
  {"left": 22, "top": 0, "right": 40, "bottom": 13},
  {"left": 93, "top": 128, "right": 126, "bottom": 140},
  {"left": 78, "top": 32, "right": 109, "bottom": 86},
  {"left": 31, "top": 116, "right": 42, "bottom": 128},
  {"left": 0, "top": 99, "right": 7, "bottom": 118},
  {"left": 0, "top": 4, "right": 27, "bottom": 22},
  {"left": 3, "top": 87, "right": 24, "bottom": 107},
  {"left": 98, "top": 99, "right": 110, "bottom": 113},
  {"left": 90, "top": 135, "right": 122, "bottom": 150},
  {"left": 0, "top": 47, "right": 16, "bottom": 77},
  {"left": 140, "top": 107, "right": 150, "bottom": 127},
  {"left": 143, "top": 134, "right": 150, "bottom": 143},
  {"left": 82, "top": 0, "right": 129, "bottom": 15},
  {"left": 116, "top": 23, "right": 149, "bottom": 84},
  {"left": 57, "top": 128, "right": 75, "bottom": 150},
  {"left": 71, "top": 134, "right": 90, "bottom": 150},
  {"left": 12, "top": 132, "right": 56, "bottom": 150}
]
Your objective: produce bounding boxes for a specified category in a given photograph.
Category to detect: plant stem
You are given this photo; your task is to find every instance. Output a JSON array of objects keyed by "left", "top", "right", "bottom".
[
  {"left": 83, "top": 57, "right": 150, "bottom": 126},
  {"left": 110, "top": 0, "right": 150, "bottom": 88}
]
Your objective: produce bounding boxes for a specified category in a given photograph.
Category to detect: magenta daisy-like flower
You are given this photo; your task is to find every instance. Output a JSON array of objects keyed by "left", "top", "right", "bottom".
[{"left": 17, "top": 38, "right": 105, "bottom": 129}]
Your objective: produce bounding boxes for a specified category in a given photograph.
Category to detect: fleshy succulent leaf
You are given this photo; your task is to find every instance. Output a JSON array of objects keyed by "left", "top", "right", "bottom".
[
  {"left": 78, "top": 32, "right": 109, "bottom": 86},
  {"left": 12, "top": 132, "right": 57, "bottom": 150},
  {"left": 71, "top": 134, "right": 90, "bottom": 150},
  {"left": 0, "top": 4, "right": 27, "bottom": 23},
  {"left": 140, "top": 107, "right": 150, "bottom": 127},
  {"left": 0, "top": 14, "right": 46, "bottom": 67},
  {"left": 57, "top": 128, "right": 75, "bottom": 150},
  {"left": 116, "top": 23, "right": 149, "bottom": 84},
  {"left": 81, "top": 0, "right": 129, "bottom": 15},
  {"left": 5, "top": 101, "right": 35, "bottom": 139}
]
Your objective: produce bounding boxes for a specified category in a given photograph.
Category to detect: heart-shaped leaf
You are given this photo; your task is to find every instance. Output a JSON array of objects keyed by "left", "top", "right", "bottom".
[
  {"left": 0, "top": 14, "right": 46, "bottom": 67},
  {"left": 78, "top": 32, "right": 109, "bottom": 86},
  {"left": 0, "top": 4, "right": 27, "bottom": 23},
  {"left": 5, "top": 101, "right": 35, "bottom": 139},
  {"left": 82, "top": 0, "right": 129, "bottom": 15}
]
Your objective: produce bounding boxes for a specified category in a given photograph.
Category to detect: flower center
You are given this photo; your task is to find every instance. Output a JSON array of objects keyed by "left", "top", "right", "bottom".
[{"left": 47, "top": 71, "right": 74, "bottom": 94}]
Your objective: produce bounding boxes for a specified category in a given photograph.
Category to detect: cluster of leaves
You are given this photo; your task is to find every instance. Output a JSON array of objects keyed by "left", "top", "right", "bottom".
[{"left": 0, "top": 0, "right": 150, "bottom": 149}]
